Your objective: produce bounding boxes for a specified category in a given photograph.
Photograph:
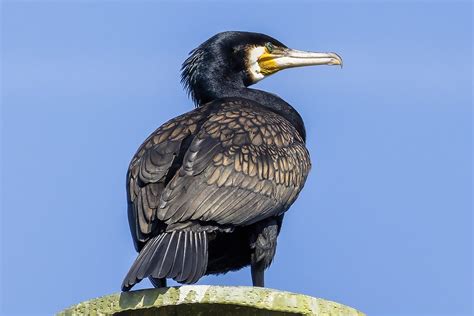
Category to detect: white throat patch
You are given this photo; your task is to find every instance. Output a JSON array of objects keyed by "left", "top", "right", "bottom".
[{"left": 247, "top": 46, "right": 266, "bottom": 83}]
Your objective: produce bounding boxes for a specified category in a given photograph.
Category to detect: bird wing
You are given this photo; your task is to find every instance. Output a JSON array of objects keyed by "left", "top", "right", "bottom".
[
  {"left": 158, "top": 99, "right": 311, "bottom": 228},
  {"left": 127, "top": 106, "right": 210, "bottom": 251}
]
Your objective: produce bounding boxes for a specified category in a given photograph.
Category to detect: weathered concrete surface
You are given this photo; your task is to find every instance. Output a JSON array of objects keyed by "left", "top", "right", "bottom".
[{"left": 58, "top": 286, "right": 365, "bottom": 316}]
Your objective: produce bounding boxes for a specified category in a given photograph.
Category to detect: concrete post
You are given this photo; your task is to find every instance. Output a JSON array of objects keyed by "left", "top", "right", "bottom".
[{"left": 58, "top": 286, "right": 364, "bottom": 315}]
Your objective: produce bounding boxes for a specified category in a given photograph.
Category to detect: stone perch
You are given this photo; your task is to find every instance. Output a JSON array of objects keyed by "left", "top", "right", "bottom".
[{"left": 58, "top": 286, "right": 365, "bottom": 315}]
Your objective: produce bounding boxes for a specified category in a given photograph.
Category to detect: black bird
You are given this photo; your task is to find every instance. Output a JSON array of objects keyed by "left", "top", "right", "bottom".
[{"left": 122, "top": 31, "right": 342, "bottom": 291}]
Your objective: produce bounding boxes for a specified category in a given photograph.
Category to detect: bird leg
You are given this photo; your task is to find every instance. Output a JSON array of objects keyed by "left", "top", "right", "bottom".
[
  {"left": 149, "top": 277, "right": 167, "bottom": 288},
  {"left": 251, "top": 262, "right": 265, "bottom": 287},
  {"left": 249, "top": 217, "right": 281, "bottom": 287}
]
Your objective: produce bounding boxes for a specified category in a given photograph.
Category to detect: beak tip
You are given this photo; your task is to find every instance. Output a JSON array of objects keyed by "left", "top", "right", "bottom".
[{"left": 332, "top": 53, "right": 343, "bottom": 68}]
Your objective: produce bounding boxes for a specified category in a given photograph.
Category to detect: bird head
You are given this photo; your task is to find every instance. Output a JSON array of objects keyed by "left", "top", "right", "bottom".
[{"left": 181, "top": 31, "right": 342, "bottom": 105}]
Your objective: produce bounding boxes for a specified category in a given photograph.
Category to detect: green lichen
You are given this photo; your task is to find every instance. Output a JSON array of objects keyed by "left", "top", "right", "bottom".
[
  {"left": 184, "top": 289, "right": 198, "bottom": 302},
  {"left": 57, "top": 286, "right": 365, "bottom": 316}
]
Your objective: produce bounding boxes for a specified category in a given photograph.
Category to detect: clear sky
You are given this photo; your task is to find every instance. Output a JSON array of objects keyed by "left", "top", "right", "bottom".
[{"left": 1, "top": 1, "right": 472, "bottom": 315}]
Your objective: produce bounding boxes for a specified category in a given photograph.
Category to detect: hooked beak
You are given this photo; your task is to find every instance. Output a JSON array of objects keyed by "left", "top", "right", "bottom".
[{"left": 258, "top": 48, "right": 343, "bottom": 76}]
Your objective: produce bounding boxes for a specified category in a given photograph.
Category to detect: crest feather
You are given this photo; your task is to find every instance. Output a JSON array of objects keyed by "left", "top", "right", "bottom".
[{"left": 180, "top": 47, "right": 206, "bottom": 107}]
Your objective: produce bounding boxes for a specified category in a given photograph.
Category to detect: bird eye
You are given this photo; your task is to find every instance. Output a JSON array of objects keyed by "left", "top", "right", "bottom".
[{"left": 265, "top": 42, "right": 275, "bottom": 53}]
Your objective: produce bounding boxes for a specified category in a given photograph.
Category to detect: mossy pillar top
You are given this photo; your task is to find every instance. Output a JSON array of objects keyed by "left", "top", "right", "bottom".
[{"left": 58, "top": 285, "right": 364, "bottom": 315}]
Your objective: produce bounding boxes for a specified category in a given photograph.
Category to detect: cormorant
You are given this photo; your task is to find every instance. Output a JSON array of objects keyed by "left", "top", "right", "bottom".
[{"left": 122, "top": 31, "right": 342, "bottom": 291}]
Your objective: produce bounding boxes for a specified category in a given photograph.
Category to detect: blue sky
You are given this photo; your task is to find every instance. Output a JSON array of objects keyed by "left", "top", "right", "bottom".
[{"left": 1, "top": 1, "right": 472, "bottom": 315}]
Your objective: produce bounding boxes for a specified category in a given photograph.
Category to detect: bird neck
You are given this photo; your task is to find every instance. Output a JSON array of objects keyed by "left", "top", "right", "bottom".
[{"left": 198, "top": 83, "right": 306, "bottom": 142}]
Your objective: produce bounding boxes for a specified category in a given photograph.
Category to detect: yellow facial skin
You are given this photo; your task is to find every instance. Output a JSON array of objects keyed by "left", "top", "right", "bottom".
[{"left": 257, "top": 47, "right": 281, "bottom": 76}]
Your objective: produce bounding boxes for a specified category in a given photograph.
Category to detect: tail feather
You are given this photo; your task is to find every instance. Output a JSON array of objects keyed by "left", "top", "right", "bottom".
[
  {"left": 187, "top": 233, "right": 199, "bottom": 284},
  {"left": 177, "top": 232, "right": 195, "bottom": 283},
  {"left": 168, "top": 232, "right": 184, "bottom": 279},
  {"left": 122, "top": 231, "right": 208, "bottom": 291},
  {"left": 153, "top": 231, "right": 178, "bottom": 278},
  {"left": 195, "top": 233, "right": 208, "bottom": 282},
  {"left": 136, "top": 234, "right": 165, "bottom": 280},
  {"left": 177, "top": 232, "right": 191, "bottom": 282}
]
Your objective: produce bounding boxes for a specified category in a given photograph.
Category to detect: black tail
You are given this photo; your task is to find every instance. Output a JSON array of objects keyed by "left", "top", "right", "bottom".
[{"left": 122, "top": 231, "right": 208, "bottom": 291}]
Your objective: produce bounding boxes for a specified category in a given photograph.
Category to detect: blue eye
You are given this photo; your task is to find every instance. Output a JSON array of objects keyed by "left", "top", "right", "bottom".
[{"left": 265, "top": 42, "right": 275, "bottom": 53}]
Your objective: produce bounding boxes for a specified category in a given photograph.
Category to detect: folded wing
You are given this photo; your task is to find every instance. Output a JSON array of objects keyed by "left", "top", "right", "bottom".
[
  {"left": 127, "top": 106, "right": 210, "bottom": 251},
  {"left": 158, "top": 100, "right": 311, "bottom": 228}
]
